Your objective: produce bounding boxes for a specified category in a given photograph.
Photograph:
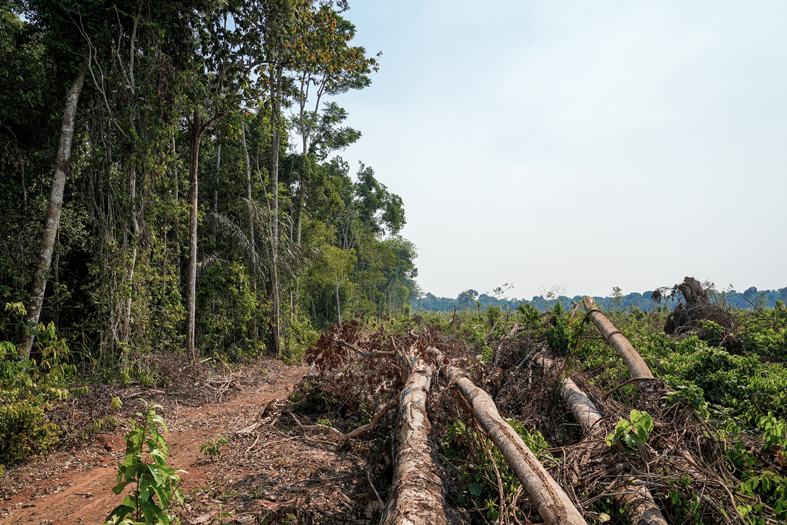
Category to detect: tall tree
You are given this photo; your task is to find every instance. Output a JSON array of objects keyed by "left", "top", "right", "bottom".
[
  {"left": 18, "top": 70, "right": 84, "bottom": 357},
  {"left": 290, "top": 6, "right": 378, "bottom": 245}
]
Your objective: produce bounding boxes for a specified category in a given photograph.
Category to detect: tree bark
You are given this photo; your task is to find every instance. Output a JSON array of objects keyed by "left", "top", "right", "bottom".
[
  {"left": 19, "top": 70, "right": 85, "bottom": 358},
  {"left": 381, "top": 345, "right": 447, "bottom": 525},
  {"left": 212, "top": 137, "right": 220, "bottom": 247},
  {"left": 442, "top": 361, "right": 588, "bottom": 525},
  {"left": 269, "top": 68, "right": 282, "bottom": 356},
  {"left": 582, "top": 297, "right": 653, "bottom": 380},
  {"left": 186, "top": 110, "right": 204, "bottom": 360},
  {"left": 122, "top": 166, "right": 139, "bottom": 342},
  {"left": 334, "top": 277, "right": 342, "bottom": 325}
]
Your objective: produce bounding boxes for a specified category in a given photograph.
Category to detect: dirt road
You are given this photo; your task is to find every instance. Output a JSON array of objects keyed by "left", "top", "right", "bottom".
[{"left": 0, "top": 362, "right": 374, "bottom": 524}]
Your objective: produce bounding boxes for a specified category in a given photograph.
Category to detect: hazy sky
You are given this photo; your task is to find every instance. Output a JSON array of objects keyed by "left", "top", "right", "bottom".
[{"left": 305, "top": 0, "right": 787, "bottom": 300}]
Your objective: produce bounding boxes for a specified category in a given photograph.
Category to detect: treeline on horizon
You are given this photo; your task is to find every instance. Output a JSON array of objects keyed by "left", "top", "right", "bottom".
[{"left": 414, "top": 285, "right": 787, "bottom": 313}]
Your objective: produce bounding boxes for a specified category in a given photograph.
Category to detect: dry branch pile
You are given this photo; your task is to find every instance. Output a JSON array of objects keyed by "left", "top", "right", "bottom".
[{"left": 276, "top": 306, "right": 776, "bottom": 524}]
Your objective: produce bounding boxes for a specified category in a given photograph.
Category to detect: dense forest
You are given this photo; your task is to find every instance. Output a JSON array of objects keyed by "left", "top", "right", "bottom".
[{"left": 0, "top": 0, "right": 419, "bottom": 367}]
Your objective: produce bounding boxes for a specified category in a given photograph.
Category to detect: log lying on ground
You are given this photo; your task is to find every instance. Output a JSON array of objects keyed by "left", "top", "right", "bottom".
[
  {"left": 535, "top": 351, "right": 668, "bottom": 525},
  {"left": 381, "top": 344, "right": 447, "bottom": 525},
  {"left": 582, "top": 297, "right": 653, "bottom": 380},
  {"left": 441, "top": 355, "right": 589, "bottom": 525}
]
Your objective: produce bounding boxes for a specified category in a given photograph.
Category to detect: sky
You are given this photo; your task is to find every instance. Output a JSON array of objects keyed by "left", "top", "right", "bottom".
[{"left": 305, "top": 0, "right": 787, "bottom": 300}]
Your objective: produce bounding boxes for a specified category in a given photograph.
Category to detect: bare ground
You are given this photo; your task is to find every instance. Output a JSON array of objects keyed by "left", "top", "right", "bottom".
[{"left": 0, "top": 361, "right": 380, "bottom": 525}]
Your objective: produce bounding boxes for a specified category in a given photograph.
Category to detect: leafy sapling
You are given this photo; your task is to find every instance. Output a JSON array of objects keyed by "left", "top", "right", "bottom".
[
  {"left": 103, "top": 401, "right": 184, "bottom": 525},
  {"left": 605, "top": 410, "right": 654, "bottom": 453}
]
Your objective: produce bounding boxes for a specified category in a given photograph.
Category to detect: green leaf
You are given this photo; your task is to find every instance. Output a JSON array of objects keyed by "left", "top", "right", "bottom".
[{"left": 468, "top": 482, "right": 483, "bottom": 497}]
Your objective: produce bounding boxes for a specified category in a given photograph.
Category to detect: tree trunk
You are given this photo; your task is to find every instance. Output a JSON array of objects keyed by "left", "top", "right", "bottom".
[
  {"left": 239, "top": 120, "right": 258, "bottom": 340},
  {"left": 122, "top": 166, "right": 139, "bottom": 343},
  {"left": 212, "top": 138, "right": 220, "bottom": 247},
  {"left": 534, "top": 351, "right": 668, "bottom": 525},
  {"left": 334, "top": 277, "right": 342, "bottom": 325},
  {"left": 269, "top": 67, "right": 282, "bottom": 356},
  {"left": 241, "top": 121, "right": 253, "bottom": 250},
  {"left": 19, "top": 70, "right": 85, "bottom": 358},
  {"left": 582, "top": 297, "right": 653, "bottom": 380},
  {"left": 442, "top": 362, "right": 589, "bottom": 525},
  {"left": 381, "top": 345, "right": 447, "bottom": 525},
  {"left": 186, "top": 110, "right": 204, "bottom": 360}
]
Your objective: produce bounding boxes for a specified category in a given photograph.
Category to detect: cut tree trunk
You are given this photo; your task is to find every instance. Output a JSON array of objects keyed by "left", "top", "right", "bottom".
[
  {"left": 534, "top": 351, "right": 668, "bottom": 525},
  {"left": 19, "top": 70, "right": 85, "bottom": 358},
  {"left": 442, "top": 359, "right": 588, "bottom": 525},
  {"left": 381, "top": 344, "right": 447, "bottom": 525},
  {"left": 582, "top": 297, "right": 653, "bottom": 380}
]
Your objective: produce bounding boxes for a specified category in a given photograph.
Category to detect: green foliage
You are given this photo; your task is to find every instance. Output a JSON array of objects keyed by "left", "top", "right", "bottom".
[
  {"left": 199, "top": 435, "right": 228, "bottom": 460},
  {"left": 442, "top": 417, "right": 555, "bottom": 521},
  {"left": 605, "top": 410, "right": 654, "bottom": 453},
  {"left": 516, "top": 301, "right": 541, "bottom": 325},
  {"left": 0, "top": 318, "right": 85, "bottom": 465},
  {"left": 104, "top": 401, "right": 184, "bottom": 525},
  {"left": 282, "top": 312, "right": 319, "bottom": 364},
  {"left": 664, "top": 384, "right": 710, "bottom": 421},
  {"left": 197, "top": 261, "right": 259, "bottom": 358},
  {"left": 544, "top": 302, "right": 587, "bottom": 352},
  {"left": 723, "top": 413, "right": 787, "bottom": 523}
]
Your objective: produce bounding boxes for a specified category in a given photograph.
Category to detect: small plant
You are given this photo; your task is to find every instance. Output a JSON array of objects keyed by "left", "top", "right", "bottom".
[
  {"left": 103, "top": 401, "right": 184, "bottom": 525},
  {"left": 199, "top": 435, "right": 228, "bottom": 460},
  {"left": 210, "top": 504, "right": 233, "bottom": 525},
  {"left": 315, "top": 418, "right": 332, "bottom": 427},
  {"left": 111, "top": 397, "right": 123, "bottom": 410},
  {"left": 605, "top": 410, "right": 654, "bottom": 453}
]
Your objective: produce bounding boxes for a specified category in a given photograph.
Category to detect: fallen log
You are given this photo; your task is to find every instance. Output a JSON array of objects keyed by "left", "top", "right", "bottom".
[
  {"left": 535, "top": 351, "right": 668, "bottom": 525},
  {"left": 442, "top": 357, "right": 589, "bottom": 525},
  {"left": 582, "top": 297, "right": 653, "bottom": 380},
  {"left": 381, "top": 344, "right": 447, "bottom": 525}
]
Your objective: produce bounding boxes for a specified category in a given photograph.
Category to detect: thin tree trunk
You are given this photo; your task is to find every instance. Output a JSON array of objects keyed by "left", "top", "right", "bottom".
[
  {"left": 381, "top": 345, "right": 447, "bottom": 525},
  {"left": 239, "top": 119, "right": 258, "bottom": 340},
  {"left": 583, "top": 297, "right": 653, "bottom": 380},
  {"left": 19, "top": 70, "right": 85, "bottom": 358},
  {"left": 442, "top": 361, "right": 589, "bottom": 525},
  {"left": 172, "top": 136, "right": 180, "bottom": 288},
  {"left": 122, "top": 166, "right": 139, "bottom": 342},
  {"left": 334, "top": 277, "right": 342, "bottom": 325},
  {"left": 212, "top": 137, "right": 220, "bottom": 247},
  {"left": 240, "top": 121, "right": 253, "bottom": 249},
  {"left": 186, "top": 110, "right": 204, "bottom": 360},
  {"left": 270, "top": 69, "right": 282, "bottom": 356}
]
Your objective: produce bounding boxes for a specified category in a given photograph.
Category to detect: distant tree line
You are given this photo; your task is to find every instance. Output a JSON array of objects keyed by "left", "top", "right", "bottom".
[{"left": 414, "top": 285, "right": 787, "bottom": 313}]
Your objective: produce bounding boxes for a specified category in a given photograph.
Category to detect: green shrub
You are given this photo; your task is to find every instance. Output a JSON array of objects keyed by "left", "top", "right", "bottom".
[{"left": 0, "top": 316, "right": 86, "bottom": 466}]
